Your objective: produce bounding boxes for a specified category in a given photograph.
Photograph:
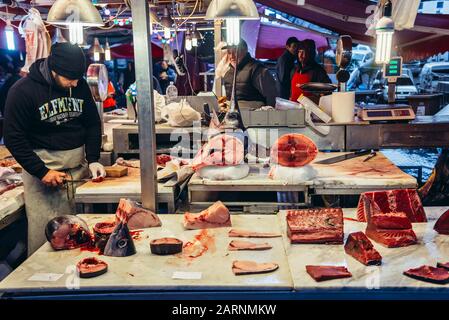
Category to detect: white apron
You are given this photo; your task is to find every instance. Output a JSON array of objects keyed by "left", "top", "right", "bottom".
[{"left": 23, "top": 146, "right": 89, "bottom": 255}]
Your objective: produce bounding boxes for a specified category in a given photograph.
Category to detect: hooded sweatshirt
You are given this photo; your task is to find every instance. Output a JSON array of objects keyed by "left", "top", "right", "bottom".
[{"left": 4, "top": 58, "right": 101, "bottom": 180}]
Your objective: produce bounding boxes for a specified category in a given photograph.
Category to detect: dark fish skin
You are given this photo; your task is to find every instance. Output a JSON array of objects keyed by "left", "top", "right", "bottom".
[{"left": 103, "top": 222, "right": 136, "bottom": 257}]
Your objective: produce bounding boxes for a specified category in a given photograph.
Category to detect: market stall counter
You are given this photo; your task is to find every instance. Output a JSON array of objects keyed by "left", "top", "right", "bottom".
[{"left": 2, "top": 208, "right": 449, "bottom": 299}]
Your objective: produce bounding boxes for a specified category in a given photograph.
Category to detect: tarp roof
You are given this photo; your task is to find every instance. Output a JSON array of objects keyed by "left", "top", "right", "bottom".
[
  {"left": 257, "top": 0, "right": 449, "bottom": 61},
  {"left": 242, "top": 20, "right": 328, "bottom": 60}
]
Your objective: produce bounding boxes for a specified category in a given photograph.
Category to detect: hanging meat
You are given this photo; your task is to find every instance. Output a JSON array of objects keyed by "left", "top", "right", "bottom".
[
  {"left": 357, "top": 189, "right": 427, "bottom": 223},
  {"left": 228, "top": 240, "right": 272, "bottom": 251},
  {"left": 45, "top": 215, "right": 92, "bottom": 251},
  {"left": 306, "top": 265, "right": 352, "bottom": 282},
  {"left": 434, "top": 209, "right": 449, "bottom": 235},
  {"left": 270, "top": 134, "right": 318, "bottom": 167},
  {"left": 103, "top": 210, "right": 136, "bottom": 257},
  {"left": 344, "top": 232, "right": 382, "bottom": 266},
  {"left": 115, "top": 198, "right": 162, "bottom": 230},
  {"left": 287, "top": 208, "right": 344, "bottom": 244},
  {"left": 403, "top": 265, "right": 449, "bottom": 285},
  {"left": 228, "top": 229, "right": 282, "bottom": 238},
  {"left": 232, "top": 260, "right": 279, "bottom": 275},
  {"left": 77, "top": 257, "right": 108, "bottom": 278},
  {"left": 192, "top": 134, "right": 245, "bottom": 171},
  {"left": 183, "top": 201, "right": 232, "bottom": 230}
]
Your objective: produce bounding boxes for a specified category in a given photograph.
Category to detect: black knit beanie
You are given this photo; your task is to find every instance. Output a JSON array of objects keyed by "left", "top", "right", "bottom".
[{"left": 48, "top": 42, "right": 86, "bottom": 80}]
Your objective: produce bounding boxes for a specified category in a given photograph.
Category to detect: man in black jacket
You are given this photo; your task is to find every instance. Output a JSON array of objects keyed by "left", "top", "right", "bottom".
[
  {"left": 276, "top": 37, "right": 299, "bottom": 99},
  {"left": 4, "top": 43, "right": 105, "bottom": 255},
  {"left": 223, "top": 40, "right": 278, "bottom": 109}
]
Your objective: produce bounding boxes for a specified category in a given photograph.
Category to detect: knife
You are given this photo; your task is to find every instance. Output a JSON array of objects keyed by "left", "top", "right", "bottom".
[{"left": 315, "top": 150, "right": 372, "bottom": 165}]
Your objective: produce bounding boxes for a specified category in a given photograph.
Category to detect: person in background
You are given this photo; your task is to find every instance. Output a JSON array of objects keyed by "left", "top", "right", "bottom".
[
  {"left": 222, "top": 40, "right": 278, "bottom": 109},
  {"left": 290, "top": 39, "right": 331, "bottom": 102},
  {"left": 0, "top": 56, "right": 22, "bottom": 116},
  {"left": 103, "top": 81, "right": 117, "bottom": 112},
  {"left": 153, "top": 60, "right": 177, "bottom": 94},
  {"left": 4, "top": 43, "right": 105, "bottom": 255},
  {"left": 276, "top": 37, "right": 300, "bottom": 100}
]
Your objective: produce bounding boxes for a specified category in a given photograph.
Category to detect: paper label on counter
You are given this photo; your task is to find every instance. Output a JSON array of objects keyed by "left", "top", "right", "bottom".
[
  {"left": 28, "top": 273, "right": 64, "bottom": 282},
  {"left": 172, "top": 271, "right": 202, "bottom": 280}
]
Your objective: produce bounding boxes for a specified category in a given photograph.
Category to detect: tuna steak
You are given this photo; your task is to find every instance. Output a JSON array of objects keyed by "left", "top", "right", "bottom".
[
  {"left": 270, "top": 134, "right": 318, "bottom": 167},
  {"left": 104, "top": 211, "right": 136, "bottom": 257},
  {"left": 365, "top": 227, "right": 417, "bottom": 248},
  {"left": 93, "top": 221, "right": 116, "bottom": 254},
  {"left": 77, "top": 257, "right": 108, "bottom": 278},
  {"left": 45, "top": 215, "right": 92, "bottom": 251},
  {"left": 306, "top": 266, "right": 352, "bottom": 282},
  {"left": 150, "top": 238, "right": 183, "bottom": 255},
  {"left": 228, "top": 240, "right": 272, "bottom": 251},
  {"left": 344, "top": 232, "right": 382, "bottom": 266},
  {"left": 116, "top": 198, "right": 162, "bottom": 230},
  {"left": 437, "top": 262, "right": 449, "bottom": 271},
  {"left": 434, "top": 209, "right": 449, "bottom": 235},
  {"left": 403, "top": 265, "right": 449, "bottom": 285},
  {"left": 192, "top": 134, "right": 244, "bottom": 171},
  {"left": 183, "top": 201, "right": 232, "bottom": 230},
  {"left": 287, "top": 208, "right": 344, "bottom": 244},
  {"left": 232, "top": 260, "right": 279, "bottom": 275},
  {"left": 357, "top": 189, "right": 427, "bottom": 223}
]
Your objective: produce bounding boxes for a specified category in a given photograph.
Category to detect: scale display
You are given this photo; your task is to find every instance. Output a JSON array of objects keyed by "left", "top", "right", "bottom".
[{"left": 358, "top": 104, "right": 416, "bottom": 122}]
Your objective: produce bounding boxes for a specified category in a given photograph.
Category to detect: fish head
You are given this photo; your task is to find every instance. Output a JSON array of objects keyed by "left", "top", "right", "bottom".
[
  {"left": 104, "top": 222, "right": 136, "bottom": 257},
  {"left": 45, "top": 215, "right": 92, "bottom": 250}
]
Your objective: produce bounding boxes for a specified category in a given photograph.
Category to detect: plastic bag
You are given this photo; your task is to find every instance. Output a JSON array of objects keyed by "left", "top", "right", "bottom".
[{"left": 161, "top": 99, "right": 201, "bottom": 127}]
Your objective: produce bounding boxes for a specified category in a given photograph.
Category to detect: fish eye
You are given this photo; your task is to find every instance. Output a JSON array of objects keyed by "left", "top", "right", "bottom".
[{"left": 118, "top": 239, "right": 128, "bottom": 248}]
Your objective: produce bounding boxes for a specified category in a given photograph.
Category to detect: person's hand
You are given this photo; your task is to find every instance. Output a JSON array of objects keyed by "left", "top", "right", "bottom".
[
  {"left": 160, "top": 72, "right": 168, "bottom": 80},
  {"left": 41, "top": 170, "right": 67, "bottom": 187},
  {"left": 89, "top": 162, "right": 106, "bottom": 180}
]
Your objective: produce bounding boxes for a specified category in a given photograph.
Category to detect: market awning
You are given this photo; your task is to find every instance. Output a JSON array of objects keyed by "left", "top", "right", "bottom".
[
  {"left": 257, "top": 0, "right": 449, "bottom": 61},
  {"left": 110, "top": 42, "right": 164, "bottom": 60},
  {"left": 242, "top": 20, "right": 329, "bottom": 60}
]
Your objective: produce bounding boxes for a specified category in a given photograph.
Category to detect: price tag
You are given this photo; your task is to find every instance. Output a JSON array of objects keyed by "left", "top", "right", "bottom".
[
  {"left": 28, "top": 273, "right": 64, "bottom": 282},
  {"left": 172, "top": 271, "right": 202, "bottom": 280}
]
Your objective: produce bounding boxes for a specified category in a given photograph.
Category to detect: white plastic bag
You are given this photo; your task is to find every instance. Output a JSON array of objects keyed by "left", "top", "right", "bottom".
[
  {"left": 268, "top": 165, "right": 318, "bottom": 184},
  {"left": 153, "top": 90, "right": 165, "bottom": 123},
  {"left": 197, "top": 164, "right": 250, "bottom": 181},
  {"left": 161, "top": 99, "right": 201, "bottom": 127}
]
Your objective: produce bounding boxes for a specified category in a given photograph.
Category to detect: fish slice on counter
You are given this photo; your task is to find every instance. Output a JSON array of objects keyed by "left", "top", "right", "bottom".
[
  {"left": 403, "top": 265, "right": 449, "bottom": 285},
  {"left": 150, "top": 238, "right": 183, "bottom": 255},
  {"left": 93, "top": 222, "right": 116, "bottom": 254},
  {"left": 116, "top": 198, "right": 162, "bottom": 229},
  {"left": 228, "top": 229, "right": 282, "bottom": 238},
  {"left": 228, "top": 240, "right": 272, "bottom": 251},
  {"left": 270, "top": 133, "right": 318, "bottom": 167},
  {"left": 437, "top": 262, "right": 449, "bottom": 271},
  {"left": 344, "top": 232, "right": 382, "bottom": 266},
  {"left": 232, "top": 260, "right": 279, "bottom": 275},
  {"left": 434, "top": 209, "right": 449, "bottom": 235},
  {"left": 183, "top": 201, "right": 232, "bottom": 230},
  {"left": 306, "top": 265, "right": 352, "bottom": 282},
  {"left": 77, "top": 257, "right": 108, "bottom": 278}
]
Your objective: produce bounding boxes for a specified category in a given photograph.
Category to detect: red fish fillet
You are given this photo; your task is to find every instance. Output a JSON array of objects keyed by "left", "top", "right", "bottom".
[
  {"left": 287, "top": 208, "right": 344, "bottom": 244},
  {"left": 228, "top": 240, "right": 272, "bottom": 251},
  {"left": 270, "top": 134, "right": 318, "bottom": 167},
  {"left": 370, "top": 212, "right": 412, "bottom": 230},
  {"left": 434, "top": 209, "right": 449, "bottom": 235},
  {"left": 228, "top": 229, "right": 282, "bottom": 238},
  {"left": 232, "top": 260, "right": 279, "bottom": 275},
  {"left": 183, "top": 201, "right": 232, "bottom": 230},
  {"left": 437, "top": 262, "right": 449, "bottom": 271},
  {"left": 357, "top": 189, "right": 427, "bottom": 223},
  {"left": 306, "top": 265, "right": 352, "bottom": 282},
  {"left": 366, "top": 227, "right": 417, "bottom": 248},
  {"left": 344, "top": 232, "right": 382, "bottom": 266},
  {"left": 403, "top": 265, "right": 449, "bottom": 284}
]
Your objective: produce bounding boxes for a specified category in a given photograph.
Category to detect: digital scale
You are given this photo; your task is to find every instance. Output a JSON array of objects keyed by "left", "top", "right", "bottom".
[{"left": 358, "top": 104, "right": 416, "bottom": 122}]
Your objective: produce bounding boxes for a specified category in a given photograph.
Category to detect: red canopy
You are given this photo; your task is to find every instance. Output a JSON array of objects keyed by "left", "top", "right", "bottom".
[
  {"left": 257, "top": 0, "right": 449, "bottom": 61},
  {"left": 110, "top": 42, "right": 163, "bottom": 59},
  {"left": 242, "top": 20, "right": 328, "bottom": 60}
]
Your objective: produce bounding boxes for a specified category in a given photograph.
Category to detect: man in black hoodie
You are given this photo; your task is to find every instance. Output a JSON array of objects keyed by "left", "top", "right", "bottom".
[{"left": 4, "top": 43, "right": 105, "bottom": 255}]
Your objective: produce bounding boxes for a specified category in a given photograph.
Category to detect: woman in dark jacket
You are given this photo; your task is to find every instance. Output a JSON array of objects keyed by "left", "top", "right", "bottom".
[{"left": 290, "top": 39, "right": 331, "bottom": 102}]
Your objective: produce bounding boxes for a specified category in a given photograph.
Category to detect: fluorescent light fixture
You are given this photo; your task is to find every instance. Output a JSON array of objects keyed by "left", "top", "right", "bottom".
[
  {"left": 69, "top": 23, "right": 84, "bottom": 45},
  {"left": 104, "top": 40, "right": 111, "bottom": 61},
  {"left": 5, "top": 22, "right": 15, "bottom": 51},
  {"left": 191, "top": 24, "right": 201, "bottom": 47},
  {"left": 161, "top": 7, "right": 174, "bottom": 39},
  {"left": 226, "top": 18, "right": 240, "bottom": 46},
  {"left": 375, "top": 16, "right": 394, "bottom": 64},
  {"left": 90, "top": 37, "right": 104, "bottom": 62}
]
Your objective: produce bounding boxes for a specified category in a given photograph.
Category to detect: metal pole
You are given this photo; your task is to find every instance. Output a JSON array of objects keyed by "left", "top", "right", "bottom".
[
  {"left": 214, "top": 19, "right": 222, "bottom": 97},
  {"left": 130, "top": 0, "right": 158, "bottom": 211}
]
